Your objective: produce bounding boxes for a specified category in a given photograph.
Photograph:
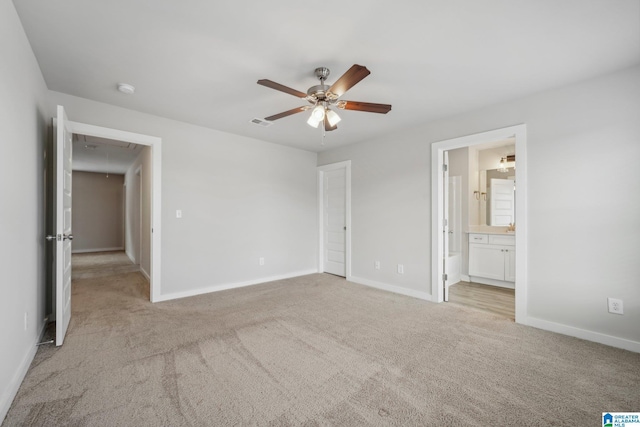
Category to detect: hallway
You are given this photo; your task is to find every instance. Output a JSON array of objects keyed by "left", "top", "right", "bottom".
[{"left": 72, "top": 251, "right": 140, "bottom": 279}]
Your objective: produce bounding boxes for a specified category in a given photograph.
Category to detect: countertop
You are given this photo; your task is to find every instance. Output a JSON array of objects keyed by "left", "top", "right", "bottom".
[{"left": 465, "top": 226, "right": 515, "bottom": 235}]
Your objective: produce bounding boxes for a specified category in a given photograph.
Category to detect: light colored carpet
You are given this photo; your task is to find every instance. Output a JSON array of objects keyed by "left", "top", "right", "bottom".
[
  {"left": 72, "top": 251, "right": 139, "bottom": 279},
  {"left": 3, "top": 271, "right": 639, "bottom": 426}
]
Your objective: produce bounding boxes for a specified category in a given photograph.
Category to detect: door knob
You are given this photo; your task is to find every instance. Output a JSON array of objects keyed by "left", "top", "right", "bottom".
[
  {"left": 45, "top": 234, "right": 58, "bottom": 241},
  {"left": 63, "top": 234, "right": 74, "bottom": 241}
]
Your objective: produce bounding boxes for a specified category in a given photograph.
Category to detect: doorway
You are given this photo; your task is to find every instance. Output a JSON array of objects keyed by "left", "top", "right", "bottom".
[
  {"left": 431, "top": 124, "right": 527, "bottom": 323},
  {"left": 317, "top": 161, "right": 351, "bottom": 279},
  {"left": 65, "top": 118, "right": 162, "bottom": 302}
]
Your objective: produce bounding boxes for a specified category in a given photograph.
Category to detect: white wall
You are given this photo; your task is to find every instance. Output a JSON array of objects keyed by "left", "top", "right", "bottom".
[
  {"left": 318, "top": 65, "right": 640, "bottom": 347},
  {"left": 124, "top": 147, "right": 152, "bottom": 276},
  {"left": 0, "top": 0, "right": 50, "bottom": 420},
  {"left": 72, "top": 171, "right": 125, "bottom": 252},
  {"left": 47, "top": 90, "right": 318, "bottom": 299}
]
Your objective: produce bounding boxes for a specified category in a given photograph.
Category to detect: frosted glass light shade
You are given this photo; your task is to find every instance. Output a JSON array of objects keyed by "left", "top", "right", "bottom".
[{"left": 326, "top": 109, "right": 341, "bottom": 126}]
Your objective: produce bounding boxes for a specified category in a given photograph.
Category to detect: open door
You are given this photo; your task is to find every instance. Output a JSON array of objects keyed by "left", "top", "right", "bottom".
[
  {"left": 50, "top": 105, "right": 73, "bottom": 346},
  {"left": 442, "top": 151, "right": 450, "bottom": 301}
]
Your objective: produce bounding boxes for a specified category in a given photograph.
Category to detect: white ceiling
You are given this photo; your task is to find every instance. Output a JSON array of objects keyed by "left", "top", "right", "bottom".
[
  {"left": 72, "top": 135, "right": 142, "bottom": 174},
  {"left": 14, "top": 0, "right": 640, "bottom": 153}
]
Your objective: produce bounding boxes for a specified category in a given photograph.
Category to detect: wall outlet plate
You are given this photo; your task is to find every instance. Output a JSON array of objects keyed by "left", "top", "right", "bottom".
[
  {"left": 397, "top": 264, "right": 404, "bottom": 274},
  {"left": 607, "top": 298, "right": 623, "bottom": 315},
  {"left": 374, "top": 261, "right": 380, "bottom": 270}
]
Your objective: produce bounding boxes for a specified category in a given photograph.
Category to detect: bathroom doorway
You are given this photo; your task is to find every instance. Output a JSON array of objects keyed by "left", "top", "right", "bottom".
[{"left": 431, "top": 124, "right": 528, "bottom": 324}]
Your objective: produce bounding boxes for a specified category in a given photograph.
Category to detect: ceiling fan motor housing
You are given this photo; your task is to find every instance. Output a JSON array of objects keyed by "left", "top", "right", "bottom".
[{"left": 314, "top": 67, "right": 330, "bottom": 81}]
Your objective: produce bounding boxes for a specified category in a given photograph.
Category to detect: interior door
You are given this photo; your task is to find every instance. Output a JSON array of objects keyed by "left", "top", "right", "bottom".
[
  {"left": 323, "top": 168, "right": 346, "bottom": 277},
  {"left": 53, "top": 105, "right": 73, "bottom": 346},
  {"left": 442, "top": 152, "right": 450, "bottom": 301}
]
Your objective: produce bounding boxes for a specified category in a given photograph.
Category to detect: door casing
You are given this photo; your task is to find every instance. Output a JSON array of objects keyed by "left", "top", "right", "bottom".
[
  {"left": 67, "top": 120, "right": 163, "bottom": 302},
  {"left": 431, "top": 124, "right": 527, "bottom": 324},
  {"left": 317, "top": 161, "right": 352, "bottom": 280}
]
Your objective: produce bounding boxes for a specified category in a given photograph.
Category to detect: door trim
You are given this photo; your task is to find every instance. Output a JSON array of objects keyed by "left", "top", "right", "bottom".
[
  {"left": 317, "top": 161, "right": 352, "bottom": 280},
  {"left": 67, "top": 120, "right": 162, "bottom": 302},
  {"left": 431, "top": 124, "right": 528, "bottom": 324}
]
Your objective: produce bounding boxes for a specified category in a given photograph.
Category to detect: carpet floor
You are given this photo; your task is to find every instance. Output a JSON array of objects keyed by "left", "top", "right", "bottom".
[{"left": 3, "top": 270, "right": 639, "bottom": 426}]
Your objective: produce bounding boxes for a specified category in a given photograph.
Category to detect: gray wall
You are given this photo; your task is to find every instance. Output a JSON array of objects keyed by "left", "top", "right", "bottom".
[
  {"left": 124, "top": 147, "right": 152, "bottom": 276},
  {"left": 47, "top": 90, "right": 319, "bottom": 298},
  {"left": 318, "top": 65, "right": 640, "bottom": 345},
  {"left": 0, "top": 0, "right": 50, "bottom": 419},
  {"left": 72, "top": 171, "right": 124, "bottom": 252}
]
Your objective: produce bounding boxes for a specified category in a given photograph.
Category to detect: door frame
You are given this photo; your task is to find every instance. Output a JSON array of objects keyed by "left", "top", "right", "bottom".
[
  {"left": 317, "top": 161, "right": 352, "bottom": 280},
  {"left": 67, "top": 120, "right": 162, "bottom": 302},
  {"left": 431, "top": 124, "right": 528, "bottom": 323}
]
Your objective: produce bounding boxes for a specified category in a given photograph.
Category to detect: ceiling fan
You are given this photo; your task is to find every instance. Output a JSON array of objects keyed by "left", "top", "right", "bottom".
[{"left": 257, "top": 64, "right": 391, "bottom": 132}]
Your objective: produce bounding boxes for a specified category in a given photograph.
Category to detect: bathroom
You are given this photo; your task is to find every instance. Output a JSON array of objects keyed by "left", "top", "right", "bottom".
[{"left": 445, "top": 138, "right": 516, "bottom": 317}]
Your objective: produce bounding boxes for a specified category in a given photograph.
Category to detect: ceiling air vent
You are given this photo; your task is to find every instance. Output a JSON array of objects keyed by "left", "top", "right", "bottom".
[{"left": 250, "top": 118, "right": 273, "bottom": 127}]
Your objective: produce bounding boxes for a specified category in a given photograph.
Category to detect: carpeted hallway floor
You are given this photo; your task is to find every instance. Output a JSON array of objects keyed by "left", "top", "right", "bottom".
[{"left": 3, "top": 267, "right": 639, "bottom": 426}]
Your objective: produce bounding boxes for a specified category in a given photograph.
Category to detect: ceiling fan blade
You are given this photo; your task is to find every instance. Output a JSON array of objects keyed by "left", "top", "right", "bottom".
[
  {"left": 327, "top": 64, "right": 371, "bottom": 98},
  {"left": 264, "top": 106, "right": 309, "bottom": 121},
  {"left": 324, "top": 116, "right": 337, "bottom": 132},
  {"left": 257, "top": 79, "right": 307, "bottom": 98},
  {"left": 338, "top": 101, "right": 392, "bottom": 114}
]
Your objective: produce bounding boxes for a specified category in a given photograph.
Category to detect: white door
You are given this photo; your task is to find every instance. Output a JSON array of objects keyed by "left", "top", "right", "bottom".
[
  {"left": 442, "top": 152, "right": 450, "bottom": 301},
  {"left": 323, "top": 168, "right": 346, "bottom": 276},
  {"left": 54, "top": 105, "right": 73, "bottom": 346},
  {"left": 490, "top": 178, "right": 515, "bottom": 226}
]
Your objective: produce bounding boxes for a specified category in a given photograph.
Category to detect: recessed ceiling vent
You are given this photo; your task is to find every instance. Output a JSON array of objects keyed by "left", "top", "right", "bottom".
[{"left": 250, "top": 118, "right": 273, "bottom": 127}]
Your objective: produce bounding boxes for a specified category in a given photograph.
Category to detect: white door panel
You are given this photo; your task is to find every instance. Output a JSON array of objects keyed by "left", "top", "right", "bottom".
[
  {"left": 443, "top": 152, "right": 450, "bottom": 301},
  {"left": 54, "top": 105, "right": 73, "bottom": 346},
  {"left": 323, "top": 168, "right": 346, "bottom": 277}
]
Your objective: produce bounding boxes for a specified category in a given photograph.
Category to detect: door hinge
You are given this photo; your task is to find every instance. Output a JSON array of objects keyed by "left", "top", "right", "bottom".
[
  {"left": 443, "top": 164, "right": 448, "bottom": 172},
  {"left": 442, "top": 273, "right": 448, "bottom": 281}
]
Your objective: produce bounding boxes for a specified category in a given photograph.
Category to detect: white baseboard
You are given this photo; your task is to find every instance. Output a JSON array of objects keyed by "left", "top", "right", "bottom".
[
  {"left": 524, "top": 316, "right": 640, "bottom": 353},
  {"left": 72, "top": 247, "right": 124, "bottom": 254},
  {"left": 349, "top": 275, "right": 431, "bottom": 301},
  {"left": 139, "top": 267, "right": 150, "bottom": 282},
  {"left": 0, "top": 319, "right": 48, "bottom": 422},
  {"left": 461, "top": 274, "right": 470, "bottom": 282},
  {"left": 154, "top": 269, "right": 318, "bottom": 302}
]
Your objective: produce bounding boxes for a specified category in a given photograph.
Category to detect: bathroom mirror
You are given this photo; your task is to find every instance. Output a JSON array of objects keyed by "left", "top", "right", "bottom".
[{"left": 479, "top": 168, "right": 515, "bottom": 226}]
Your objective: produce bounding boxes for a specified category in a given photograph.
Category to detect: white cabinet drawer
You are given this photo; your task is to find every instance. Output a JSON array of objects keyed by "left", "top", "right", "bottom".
[
  {"left": 469, "top": 234, "right": 488, "bottom": 244},
  {"left": 489, "top": 235, "right": 515, "bottom": 246}
]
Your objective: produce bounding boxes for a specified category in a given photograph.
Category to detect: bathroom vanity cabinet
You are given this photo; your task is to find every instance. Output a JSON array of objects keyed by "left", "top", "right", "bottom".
[{"left": 468, "top": 233, "right": 515, "bottom": 288}]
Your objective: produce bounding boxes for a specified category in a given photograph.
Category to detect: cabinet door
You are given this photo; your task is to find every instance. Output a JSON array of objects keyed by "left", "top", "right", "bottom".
[
  {"left": 469, "top": 244, "right": 505, "bottom": 280},
  {"left": 504, "top": 247, "right": 516, "bottom": 282}
]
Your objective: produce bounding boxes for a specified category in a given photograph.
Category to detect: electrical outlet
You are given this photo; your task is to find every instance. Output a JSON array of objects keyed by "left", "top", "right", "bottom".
[
  {"left": 608, "top": 298, "right": 623, "bottom": 315},
  {"left": 397, "top": 264, "right": 404, "bottom": 274},
  {"left": 374, "top": 260, "right": 380, "bottom": 270},
  {"left": 259, "top": 257, "right": 264, "bottom": 266},
  {"left": 176, "top": 209, "right": 182, "bottom": 219}
]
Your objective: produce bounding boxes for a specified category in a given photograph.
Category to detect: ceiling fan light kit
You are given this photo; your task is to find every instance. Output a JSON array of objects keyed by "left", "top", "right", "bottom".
[{"left": 257, "top": 64, "right": 391, "bottom": 134}]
